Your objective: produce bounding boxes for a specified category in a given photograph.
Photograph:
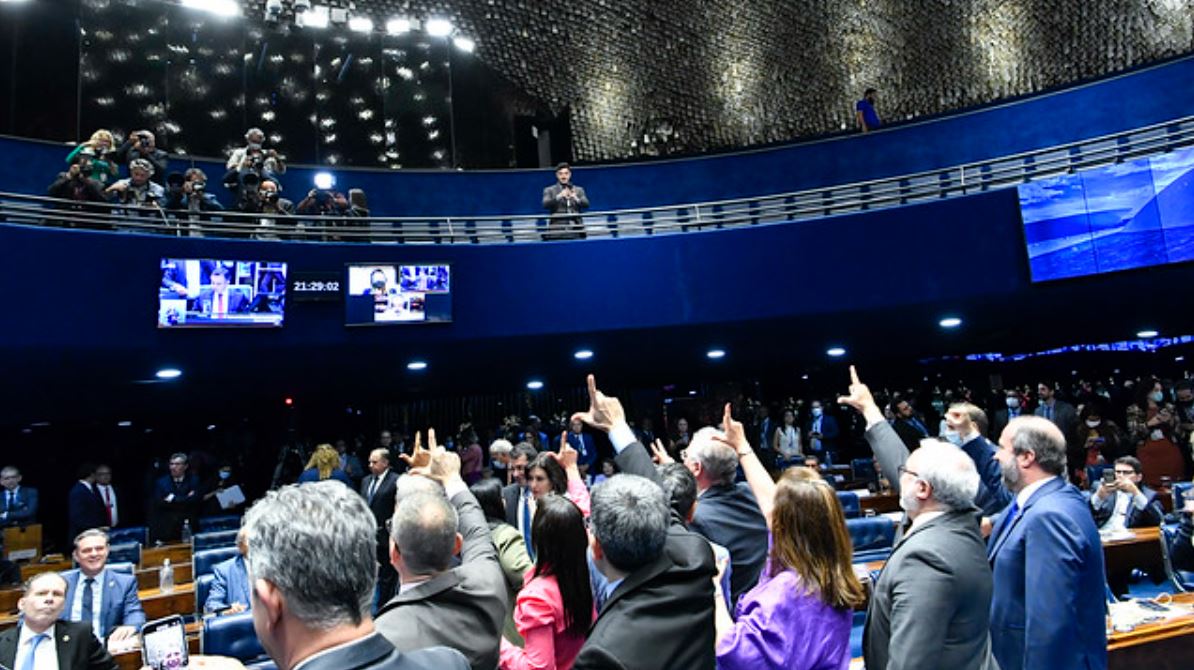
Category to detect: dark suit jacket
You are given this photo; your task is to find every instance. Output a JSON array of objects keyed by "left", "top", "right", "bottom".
[
  {"left": 361, "top": 471, "right": 398, "bottom": 561},
  {"left": 987, "top": 477, "right": 1107, "bottom": 670},
  {"left": 67, "top": 482, "right": 107, "bottom": 542},
  {"left": 500, "top": 483, "right": 523, "bottom": 528},
  {"left": 0, "top": 620, "right": 117, "bottom": 670},
  {"left": 689, "top": 482, "right": 769, "bottom": 607},
  {"left": 863, "top": 508, "right": 998, "bottom": 670},
  {"left": 1, "top": 486, "right": 38, "bottom": 525},
  {"left": 195, "top": 288, "right": 249, "bottom": 314},
  {"left": 1034, "top": 400, "right": 1078, "bottom": 439},
  {"left": 1090, "top": 484, "right": 1163, "bottom": 529},
  {"left": 574, "top": 440, "right": 716, "bottom": 670},
  {"left": 541, "top": 183, "right": 589, "bottom": 214},
  {"left": 891, "top": 418, "right": 930, "bottom": 453},
  {"left": 374, "top": 489, "right": 509, "bottom": 670},
  {"left": 291, "top": 631, "right": 468, "bottom": 670},
  {"left": 958, "top": 435, "right": 1014, "bottom": 517},
  {"left": 149, "top": 474, "right": 201, "bottom": 542},
  {"left": 989, "top": 408, "right": 1026, "bottom": 442},
  {"left": 806, "top": 414, "right": 840, "bottom": 456},
  {"left": 62, "top": 568, "right": 146, "bottom": 638}
]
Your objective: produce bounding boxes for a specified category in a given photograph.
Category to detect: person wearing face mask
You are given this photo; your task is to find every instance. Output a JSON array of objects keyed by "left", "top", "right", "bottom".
[
  {"left": 805, "top": 400, "right": 841, "bottom": 465},
  {"left": 945, "top": 403, "right": 1013, "bottom": 516},
  {"left": 1071, "top": 404, "right": 1124, "bottom": 481},
  {"left": 201, "top": 464, "right": 242, "bottom": 515},
  {"left": 990, "top": 390, "right": 1026, "bottom": 442},
  {"left": 1174, "top": 380, "right": 1194, "bottom": 464},
  {"left": 1126, "top": 380, "right": 1177, "bottom": 448}
]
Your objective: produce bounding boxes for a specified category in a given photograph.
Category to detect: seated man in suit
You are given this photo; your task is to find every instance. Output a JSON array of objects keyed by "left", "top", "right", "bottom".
[
  {"left": 0, "top": 466, "right": 38, "bottom": 525},
  {"left": 205, "top": 529, "right": 251, "bottom": 615},
  {"left": 375, "top": 433, "right": 509, "bottom": 670},
  {"left": 243, "top": 480, "right": 468, "bottom": 670},
  {"left": 1090, "top": 455, "right": 1163, "bottom": 596},
  {"left": 571, "top": 374, "right": 717, "bottom": 670},
  {"left": 61, "top": 529, "right": 145, "bottom": 644},
  {"left": 194, "top": 267, "right": 248, "bottom": 316},
  {"left": 0, "top": 572, "right": 117, "bottom": 670}
]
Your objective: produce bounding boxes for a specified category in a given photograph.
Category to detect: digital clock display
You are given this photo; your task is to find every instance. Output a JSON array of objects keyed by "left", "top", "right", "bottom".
[{"left": 288, "top": 272, "right": 343, "bottom": 302}]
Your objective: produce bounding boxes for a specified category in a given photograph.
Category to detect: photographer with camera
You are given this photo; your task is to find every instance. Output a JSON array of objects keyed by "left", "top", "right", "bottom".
[
  {"left": 226, "top": 127, "right": 286, "bottom": 181},
  {"left": 47, "top": 154, "right": 109, "bottom": 227},
  {"left": 114, "top": 129, "right": 169, "bottom": 185},
  {"left": 296, "top": 176, "right": 349, "bottom": 240},
  {"left": 238, "top": 177, "right": 294, "bottom": 240},
  {"left": 541, "top": 162, "right": 589, "bottom": 240},
  {"left": 105, "top": 158, "right": 165, "bottom": 208},
  {"left": 64, "top": 129, "right": 120, "bottom": 185},
  {"left": 164, "top": 168, "right": 224, "bottom": 213}
]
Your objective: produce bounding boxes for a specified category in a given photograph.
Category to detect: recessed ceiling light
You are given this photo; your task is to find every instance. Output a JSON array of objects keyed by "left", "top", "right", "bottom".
[
  {"left": 826, "top": 347, "right": 847, "bottom": 357},
  {"left": 526, "top": 380, "right": 544, "bottom": 390},
  {"left": 688, "top": 390, "right": 697, "bottom": 396},
  {"left": 386, "top": 18, "right": 413, "bottom": 34},
  {"left": 155, "top": 368, "right": 182, "bottom": 379},
  {"left": 939, "top": 317, "right": 963, "bottom": 328},
  {"left": 1137, "top": 329, "right": 1159, "bottom": 338},
  {"left": 573, "top": 349, "right": 594, "bottom": 360},
  {"left": 348, "top": 16, "right": 373, "bottom": 32},
  {"left": 706, "top": 349, "right": 726, "bottom": 359},
  {"left": 407, "top": 361, "right": 428, "bottom": 371},
  {"left": 425, "top": 18, "right": 453, "bottom": 36},
  {"left": 1176, "top": 356, "right": 1186, "bottom": 362},
  {"left": 117, "top": 420, "right": 132, "bottom": 428}
]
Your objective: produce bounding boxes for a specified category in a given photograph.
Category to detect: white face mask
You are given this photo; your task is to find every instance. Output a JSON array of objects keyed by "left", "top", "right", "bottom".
[
  {"left": 1150, "top": 391, "right": 1165, "bottom": 403},
  {"left": 1085, "top": 419, "right": 1101, "bottom": 428},
  {"left": 811, "top": 407, "right": 823, "bottom": 418},
  {"left": 1006, "top": 397, "right": 1021, "bottom": 409},
  {"left": 941, "top": 430, "right": 963, "bottom": 447}
]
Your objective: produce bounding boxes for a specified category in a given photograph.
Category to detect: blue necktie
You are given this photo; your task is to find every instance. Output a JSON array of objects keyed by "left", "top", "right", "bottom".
[
  {"left": 521, "top": 492, "right": 535, "bottom": 561},
  {"left": 1006, "top": 499, "right": 1021, "bottom": 525},
  {"left": 21, "top": 632, "right": 48, "bottom": 670},
  {"left": 80, "top": 577, "right": 95, "bottom": 636}
]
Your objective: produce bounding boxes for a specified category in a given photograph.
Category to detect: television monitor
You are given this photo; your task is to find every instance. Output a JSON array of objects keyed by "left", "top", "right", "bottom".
[
  {"left": 1018, "top": 145, "right": 1194, "bottom": 282},
  {"left": 159, "top": 258, "right": 287, "bottom": 328},
  {"left": 345, "top": 263, "right": 452, "bottom": 325}
]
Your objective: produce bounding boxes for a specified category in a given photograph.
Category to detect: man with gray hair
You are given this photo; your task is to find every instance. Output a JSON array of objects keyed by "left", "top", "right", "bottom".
[
  {"left": 839, "top": 367, "right": 997, "bottom": 669},
  {"left": 376, "top": 432, "right": 508, "bottom": 670},
  {"left": 571, "top": 375, "right": 716, "bottom": 670},
  {"left": 242, "top": 480, "right": 466, "bottom": 670},
  {"left": 680, "top": 428, "right": 768, "bottom": 607},
  {"left": 0, "top": 572, "right": 116, "bottom": 669}
]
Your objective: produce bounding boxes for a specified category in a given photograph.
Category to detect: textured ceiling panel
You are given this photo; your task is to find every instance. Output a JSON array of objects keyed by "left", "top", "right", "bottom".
[{"left": 243, "top": 1, "right": 1194, "bottom": 161}]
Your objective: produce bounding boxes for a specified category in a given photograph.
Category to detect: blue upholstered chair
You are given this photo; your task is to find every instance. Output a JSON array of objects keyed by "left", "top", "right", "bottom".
[
  {"left": 106, "top": 542, "right": 141, "bottom": 567},
  {"left": 195, "top": 573, "right": 215, "bottom": 616},
  {"left": 836, "top": 491, "right": 861, "bottom": 519},
  {"left": 107, "top": 526, "right": 148, "bottom": 546},
  {"left": 194, "top": 546, "right": 239, "bottom": 578},
  {"left": 851, "top": 458, "right": 878, "bottom": 484},
  {"left": 198, "top": 515, "right": 242, "bottom": 533},
  {"left": 192, "top": 529, "right": 239, "bottom": 552},
  {"left": 847, "top": 516, "right": 896, "bottom": 563},
  {"left": 201, "top": 611, "right": 266, "bottom": 662},
  {"left": 1159, "top": 523, "right": 1194, "bottom": 592}
]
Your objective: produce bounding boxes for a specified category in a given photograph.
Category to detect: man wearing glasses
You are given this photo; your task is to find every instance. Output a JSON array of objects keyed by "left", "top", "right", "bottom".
[{"left": 1090, "top": 455, "right": 1162, "bottom": 596}]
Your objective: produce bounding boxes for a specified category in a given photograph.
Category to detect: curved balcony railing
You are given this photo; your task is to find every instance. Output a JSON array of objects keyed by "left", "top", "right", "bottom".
[{"left": 2, "top": 115, "right": 1193, "bottom": 244}]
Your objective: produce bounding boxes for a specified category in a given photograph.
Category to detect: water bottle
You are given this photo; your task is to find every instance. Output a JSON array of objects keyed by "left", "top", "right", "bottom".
[
  {"left": 159, "top": 558, "right": 175, "bottom": 593},
  {"left": 181, "top": 519, "right": 192, "bottom": 543}
]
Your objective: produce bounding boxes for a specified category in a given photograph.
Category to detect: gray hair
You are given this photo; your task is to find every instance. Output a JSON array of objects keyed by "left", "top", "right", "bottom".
[
  {"left": 913, "top": 443, "right": 980, "bottom": 511},
  {"left": 242, "top": 481, "right": 376, "bottom": 629},
  {"left": 1008, "top": 416, "right": 1067, "bottom": 476},
  {"left": 168, "top": 452, "right": 188, "bottom": 464},
  {"left": 489, "top": 439, "right": 514, "bottom": 456},
  {"left": 391, "top": 492, "right": 458, "bottom": 575},
  {"left": 590, "top": 474, "right": 669, "bottom": 573},
  {"left": 685, "top": 427, "right": 738, "bottom": 486},
  {"left": 129, "top": 158, "right": 155, "bottom": 175},
  {"left": 1, "top": 466, "right": 19, "bottom": 477},
  {"left": 393, "top": 473, "right": 444, "bottom": 506},
  {"left": 73, "top": 528, "right": 110, "bottom": 550},
  {"left": 369, "top": 448, "right": 390, "bottom": 465}
]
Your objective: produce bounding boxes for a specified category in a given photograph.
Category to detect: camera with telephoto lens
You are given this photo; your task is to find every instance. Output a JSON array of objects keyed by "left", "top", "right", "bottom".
[{"left": 192, "top": 180, "right": 206, "bottom": 193}]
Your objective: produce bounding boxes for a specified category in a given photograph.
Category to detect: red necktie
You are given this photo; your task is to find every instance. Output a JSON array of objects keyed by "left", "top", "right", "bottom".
[
  {"left": 217, "top": 293, "right": 225, "bottom": 317},
  {"left": 102, "top": 487, "right": 113, "bottom": 525}
]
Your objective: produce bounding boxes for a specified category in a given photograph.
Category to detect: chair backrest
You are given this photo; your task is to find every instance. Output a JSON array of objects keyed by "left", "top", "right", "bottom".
[
  {"left": 846, "top": 516, "right": 896, "bottom": 552},
  {"left": 107, "top": 542, "right": 141, "bottom": 567},
  {"left": 193, "top": 529, "right": 240, "bottom": 552},
  {"left": 194, "top": 546, "right": 240, "bottom": 577},
  {"left": 199, "top": 515, "right": 242, "bottom": 533},
  {"left": 107, "top": 526, "right": 148, "bottom": 546},
  {"left": 196, "top": 573, "right": 215, "bottom": 616},
  {"left": 1138, "top": 441, "right": 1185, "bottom": 488},
  {"left": 1159, "top": 523, "right": 1193, "bottom": 593},
  {"left": 851, "top": 458, "right": 877, "bottom": 484},
  {"left": 1172, "top": 482, "right": 1194, "bottom": 512},
  {"left": 201, "top": 611, "right": 266, "bottom": 661},
  {"left": 836, "top": 492, "right": 861, "bottom": 519}
]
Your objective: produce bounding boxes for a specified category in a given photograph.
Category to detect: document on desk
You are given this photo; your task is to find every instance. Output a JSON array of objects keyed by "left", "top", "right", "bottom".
[{"left": 215, "top": 485, "right": 245, "bottom": 510}]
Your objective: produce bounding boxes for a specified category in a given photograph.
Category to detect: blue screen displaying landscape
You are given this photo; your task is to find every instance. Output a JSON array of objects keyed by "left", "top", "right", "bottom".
[{"left": 1018, "top": 145, "right": 1194, "bottom": 282}]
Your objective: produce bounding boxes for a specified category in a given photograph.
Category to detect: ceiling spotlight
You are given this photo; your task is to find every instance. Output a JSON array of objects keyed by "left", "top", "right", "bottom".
[
  {"left": 826, "top": 347, "right": 847, "bottom": 357},
  {"left": 407, "top": 361, "right": 428, "bottom": 371},
  {"left": 386, "top": 18, "right": 413, "bottom": 34},
  {"left": 452, "top": 36, "right": 476, "bottom": 53},
  {"left": 425, "top": 18, "right": 453, "bottom": 37},
  {"left": 939, "top": 317, "right": 963, "bottom": 329},
  {"left": 181, "top": 0, "right": 240, "bottom": 17},
  {"left": 155, "top": 368, "right": 182, "bottom": 379},
  {"left": 526, "top": 380, "right": 545, "bottom": 390},
  {"left": 573, "top": 349, "right": 594, "bottom": 360},
  {"left": 1136, "top": 329, "right": 1159, "bottom": 338},
  {"left": 117, "top": 420, "right": 133, "bottom": 428},
  {"left": 706, "top": 349, "right": 726, "bottom": 360},
  {"left": 348, "top": 16, "right": 373, "bottom": 33}
]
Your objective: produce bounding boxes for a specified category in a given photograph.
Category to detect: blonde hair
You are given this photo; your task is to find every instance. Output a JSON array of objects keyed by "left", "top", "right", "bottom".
[
  {"left": 87, "top": 129, "right": 114, "bottom": 148},
  {"left": 305, "top": 444, "right": 340, "bottom": 480}
]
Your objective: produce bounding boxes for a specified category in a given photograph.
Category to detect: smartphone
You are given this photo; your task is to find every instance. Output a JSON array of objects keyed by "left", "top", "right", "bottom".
[
  {"left": 140, "top": 615, "right": 189, "bottom": 670},
  {"left": 1102, "top": 470, "right": 1117, "bottom": 486}
]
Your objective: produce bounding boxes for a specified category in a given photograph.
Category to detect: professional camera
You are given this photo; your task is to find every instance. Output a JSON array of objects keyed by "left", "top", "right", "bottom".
[
  {"left": 135, "top": 132, "right": 152, "bottom": 145},
  {"left": 259, "top": 189, "right": 279, "bottom": 203},
  {"left": 192, "top": 180, "right": 206, "bottom": 193},
  {"left": 166, "top": 172, "right": 187, "bottom": 190}
]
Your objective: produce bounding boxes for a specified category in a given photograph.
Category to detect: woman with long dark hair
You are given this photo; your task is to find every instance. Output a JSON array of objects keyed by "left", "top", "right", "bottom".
[
  {"left": 472, "top": 477, "right": 534, "bottom": 645},
  {"left": 525, "top": 435, "right": 591, "bottom": 517},
  {"left": 499, "top": 494, "right": 595, "bottom": 670}
]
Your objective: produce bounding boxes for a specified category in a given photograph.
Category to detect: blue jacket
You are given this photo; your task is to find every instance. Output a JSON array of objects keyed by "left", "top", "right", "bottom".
[
  {"left": 67, "top": 481, "right": 108, "bottom": 542},
  {"left": 959, "top": 435, "right": 1014, "bottom": 516},
  {"left": 297, "top": 468, "right": 353, "bottom": 486},
  {"left": 987, "top": 477, "right": 1107, "bottom": 670},
  {"left": 61, "top": 568, "right": 146, "bottom": 639},
  {"left": 567, "top": 432, "right": 598, "bottom": 470},
  {"left": 0, "top": 486, "right": 37, "bottom": 525},
  {"left": 206, "top": 554, "right": 252, "bottom": 613}
]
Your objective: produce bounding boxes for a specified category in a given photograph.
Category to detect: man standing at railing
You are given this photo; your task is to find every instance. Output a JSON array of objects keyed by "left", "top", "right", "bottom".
[
  {"left": 856, "top": 88, "right": 882, "bottom": 133},
  {"left": 542, "top": 162, "right": 589, "bottom": 240}
]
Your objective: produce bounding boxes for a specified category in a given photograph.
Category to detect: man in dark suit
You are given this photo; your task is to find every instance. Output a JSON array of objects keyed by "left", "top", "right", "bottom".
[
  {"left": 0, "top": 466, "right": 38, "bottom": 525},
  {"left": 362, "top": 448, "right": 400, "bottom": 606},
  {"left": 566, "top": 418, "right": 598, "bottom": 477},
  {"left": 500, "top": 442, "right": 538, "bottom": 552},
  {"left": 61, "top": 529, "right": 145, "bottom": 643},
  {"left": 990, "top": 390, "right": 1026, "bottom": 441},
  {"left": 244, "top": 480, "right": 468, "bottom": 670},
  {"left": 839, "top": 371, "right": 998, "bottom": 669},
  {"left": 806, "top": 400, "right": 841, "bottom": 464},
  {"left": 149, "top": 453, "right": 201, "bottom": 543},
  {"left": 1034, "top": 381, "right": 1078, "bottom": 437},
  {"left": 684, "top": 430, "right": 769, "bottom": 608},
  {"left": 0, "top": 572, "right": 117, "bottom": 670},
  {"left": 988, "top": 416, "right": 1106, "bottom": 670},
  {"left": 375, "top": 437, "right": 509, "bottom": 670},
  {"left": 947, "top": 403, "right": 1014, "bottom": 517},
  {"left": 571, "top": 375, "right": 717, "bottom": 670},
  {"left": 541, "top": 162, "right": 589, "bottom": 240},
  {"left": 889, "top": 399, "right": 931, "bottom": 454},
  {"left": 67, "top": 464, "right": 107, "bottom": 548},
  {"left": 194, "top": 267, "right": 249, "bottom": 316}
]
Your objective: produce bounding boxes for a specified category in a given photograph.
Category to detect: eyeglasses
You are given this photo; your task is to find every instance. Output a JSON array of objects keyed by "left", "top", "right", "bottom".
[
  {"left": 1112, "top": 470, "right": 1136, "bottom": 476},
  {"left": 897, "top": 465, "right": 919, "bottom": 479}
]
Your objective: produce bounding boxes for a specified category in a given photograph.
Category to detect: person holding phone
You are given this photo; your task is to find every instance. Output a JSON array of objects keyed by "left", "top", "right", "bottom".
[{"left": 1091, "top": 456, "right": 1163, "bottom": 597}]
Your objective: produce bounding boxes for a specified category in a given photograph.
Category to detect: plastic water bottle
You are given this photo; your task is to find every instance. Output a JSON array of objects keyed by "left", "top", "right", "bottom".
[
  {"left": 181, "top": 519, "right": 192, "bottom": 543},
  {"left": 160, "top": 558, "right": 175, "bottom": 593}
]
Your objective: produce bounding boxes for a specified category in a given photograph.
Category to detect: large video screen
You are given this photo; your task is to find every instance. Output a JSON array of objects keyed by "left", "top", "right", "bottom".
[
  {"left": 345, "top": 263, "right": 453, "bottom": 326},
  {"left": 159, "top": 259, "right": 287, "bottom": 328},
  {"left": 1018, "top": 145, "right": 1194, "bottom": 282}
]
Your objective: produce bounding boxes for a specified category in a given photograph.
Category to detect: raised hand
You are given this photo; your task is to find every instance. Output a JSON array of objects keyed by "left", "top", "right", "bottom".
[
  {"left": 711, "top": 403, "right": 751, "bottom": 456},
  {"left": 570, "top": 374, "right": 627, "bottom": 434},
  {"left": 650, "top": 438, "right": 675, "bottom": 465},
  {"left": 836, "top": 365, "right": 876, "bottom": 413},
  {"left": 551, "top": 431, "right": 579, "bottom": 471},
  {"left": 399, "top": 429, "right": 434, "bottom": 471}
]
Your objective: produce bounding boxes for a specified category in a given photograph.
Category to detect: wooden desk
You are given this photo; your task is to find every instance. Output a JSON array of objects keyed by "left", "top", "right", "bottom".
[
  {"left": 112, "top": 622, "right": 202, "bottom": 670},
  {"left": 136, "top": 562, "right": 193, "bottom": 591},
  {"left": 1108, "top": 593, "right": 1194, "bottom": 669},
  {"left": 0, "top": 588, "right": 21, "bottom": 616},
  {"left": 20, "top": 559, "right": 72, "bottom": 582},
  {"left": 1102, "top": 526, "right": 1164, "bottom": 578},
  {"left": 858, "top": 493, "right": 901, "bottom": 514},
  {"left": 140, "top": 583, "right": 196, "bottom": 620},
  {"left": 142, "top": 544, "right": 191, "bottom": 569},
  {"left": 3, "top": 524, "right": 42, "bottom": 562}
]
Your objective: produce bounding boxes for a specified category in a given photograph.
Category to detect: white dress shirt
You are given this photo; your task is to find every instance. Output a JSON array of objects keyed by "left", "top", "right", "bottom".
[
  {"left": 97, "top": 484, "right": 118, "bottom": 527},
  {"left": 14, "top": 623, "right": 59, "bottom": 670}
]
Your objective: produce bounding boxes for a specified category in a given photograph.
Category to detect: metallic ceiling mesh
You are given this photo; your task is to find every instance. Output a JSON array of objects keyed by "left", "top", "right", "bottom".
[{"left": 226, "top": 1, "right": 1194, "bottom": 161}]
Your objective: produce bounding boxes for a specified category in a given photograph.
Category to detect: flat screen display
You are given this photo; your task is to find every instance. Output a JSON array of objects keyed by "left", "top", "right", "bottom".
[
  {"left": 159, "top": 258, "right": 287, "bottom": 328},
  {"left": 1018, "top": 145, "right": 1194, "bottom": 282},
  {"left": 345, "top": 263, "right": 452, "bottom": 325}
]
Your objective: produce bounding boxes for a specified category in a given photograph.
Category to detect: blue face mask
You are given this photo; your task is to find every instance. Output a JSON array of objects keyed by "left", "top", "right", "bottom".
[
  {"left": 812, "top": 407, "right": 823, "bottom": 418},
  {"left": 941, "top": 430, "right": 963, "bottom": 447},
  {"left": 218, "top": 471, "right": 231, "bottom": 480}
]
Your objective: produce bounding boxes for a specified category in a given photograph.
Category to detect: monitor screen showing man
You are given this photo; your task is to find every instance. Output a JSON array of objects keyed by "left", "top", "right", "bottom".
[{"left": 159, "top": 258, "right": 287, "bottom": 328}]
